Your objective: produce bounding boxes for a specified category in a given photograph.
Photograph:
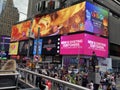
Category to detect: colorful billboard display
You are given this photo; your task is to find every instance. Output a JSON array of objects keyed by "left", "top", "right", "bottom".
[
  {"left": 60, "top": 33, "right": 108, "bottom": 57},
  {"left": 33, "top": 39, "right": 42, "bottom": 55},
  {"left": 11, "top": 20, "right": 31, "bottom": 41},
  {"left": 18, "top": 39, "right": 33, "bottom": 56},
  {"left": 42, "top": 35, "right": 60, "bottom": 55},
  {"left": 31, "top": 1, "right": 108, "bottom": 38},
  {"left": 85, "top": 2, "right": 108, "bottom": 36},
  {"left": 9, "top": 42, "right": 19, "bottom": 55},
  {"left": 60, "top": 34, "right": 84, "bottom": 55},
  {"left": 31, "top": 2, "right": 85, "bottom": 37},
  {"left": 84, "top": 34, "right": 108, "bottom": 57}
]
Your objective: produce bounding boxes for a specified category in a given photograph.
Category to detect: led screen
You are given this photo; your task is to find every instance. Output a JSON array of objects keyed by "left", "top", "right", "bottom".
[
  {"left": 18, "top": 40, "right": 33, "bottom": 56},
  {"left": 9, "top": 42, "right": 19, "bottom": 55},
  {"left": 60, "top": 33, "right": 108, "bottom": 57},
  {"left": 32, "top": 2, "right": 85, "bottom": 37},
  {"left": 33, "top": 39, "right": 42, "bottom": 55},
  {"left": 84, "top": 34, "right": 108, "bottom": 57},
  {"left": 11, "top": 20, "right": 31, "bottom": 41},
  {"left": 85, "top": 2, "right": 108, "bottom": 36},
  {"left": 42, "top": 35, "right": 60, "bottom": 55}
]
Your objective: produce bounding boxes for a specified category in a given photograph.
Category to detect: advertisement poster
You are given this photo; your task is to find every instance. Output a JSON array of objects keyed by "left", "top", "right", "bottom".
[
  {"left": 33, "top": 39, "right": 42, "bottom": 55},
  {"left": 11, "top": 20, "right": 31, "bottom": 41},
  {"left": 42, "top": 35, "right": 60, "bottom": 55},
  {"left": 60, "top": 34, "right": 84, "bottom": 55},
  {"left": 18, "top": 40, "right": 33, "bottom": 55},
  {"left": 60, "top": 33, "right": 108, "bottom": 57},
  {"left": 85, "top": 2, "right": 108, "bottom": 36},
  {"left": 84, "top": 33, "right": 108, "bottom": 57},
  {"left": 31, "top": 1, "right": 85, "bottom": 37},
  {"left": 9, "top": 42, "right": 19, "bottom": 55}
]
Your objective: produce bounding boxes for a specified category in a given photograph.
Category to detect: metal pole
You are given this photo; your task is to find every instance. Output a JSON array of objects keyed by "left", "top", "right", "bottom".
[
  {"left": 36, "top": 27, "right": 40, "bottom": 55},
  {"left": 27, "top": 19, "right": 33, "bottom": 58}
]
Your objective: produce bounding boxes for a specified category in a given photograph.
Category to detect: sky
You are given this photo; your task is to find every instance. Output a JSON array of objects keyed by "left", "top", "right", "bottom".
[{"left": 13, "top": 0, "right": 28, "bottom": 21}]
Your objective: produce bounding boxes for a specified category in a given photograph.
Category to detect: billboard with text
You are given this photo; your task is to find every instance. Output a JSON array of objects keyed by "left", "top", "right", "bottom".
[
  {"left": 60, "top": 33, "right": 108, "bottom": 57},
  {"left": 85, "top": 2, "right": 108, "bottom": 36}
]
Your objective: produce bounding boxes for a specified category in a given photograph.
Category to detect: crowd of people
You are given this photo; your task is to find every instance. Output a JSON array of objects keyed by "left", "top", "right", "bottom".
[{"left": 17, "top": 60, "right": 118, "bottom": 90}]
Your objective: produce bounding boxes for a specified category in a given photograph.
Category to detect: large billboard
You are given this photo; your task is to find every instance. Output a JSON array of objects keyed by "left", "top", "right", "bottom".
[
  {"left": 60, "top": 33, "right": 108, "bottom": 57},
  {"left": 85, "top": 2, "right": 108, "bottom": 36},
  {"left": 31, "top": 1, "right": 86, "bottom": 37},
  {"left": 33, "top": 39, "right": 42, "bottom": 55},
  {"left": 42, "top": 35, "right": 60, "bottom": 55},
  {"left": 9, "top": 42, "right": 19, "bottom": 55},
  {"left": 18, "top": 39, "right": 33, "bottom": 56},
  {"left": 11, "top": 20, "right": 31, "bottom": 41},
  {"left": 31, "top": 1, "right": 108, "bottom": 38}
]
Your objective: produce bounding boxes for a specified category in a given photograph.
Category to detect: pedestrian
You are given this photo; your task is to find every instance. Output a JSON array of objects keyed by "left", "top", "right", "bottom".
[
  {"left": 82, "top": 74, "right": 88, "bottom": 87},
  {"left": 88, "top": 80, "right": 94, "bottom": 90},
  {"left": 111, "top": 78, "right": 117, "bottom": 90}
]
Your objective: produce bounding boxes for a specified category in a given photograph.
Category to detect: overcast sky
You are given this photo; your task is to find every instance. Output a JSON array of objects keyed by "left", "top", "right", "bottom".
[{"left": 13, "top": 0, "right": 28, "bottom": 21}]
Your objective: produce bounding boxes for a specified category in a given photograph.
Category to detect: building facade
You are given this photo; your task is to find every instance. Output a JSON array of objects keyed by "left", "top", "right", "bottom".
[
  {"left": 0, "top": 0, "right": 19, "bottom": 36},
  {"left": 27, "top": 0, "right": 60, "bottom": 18}
]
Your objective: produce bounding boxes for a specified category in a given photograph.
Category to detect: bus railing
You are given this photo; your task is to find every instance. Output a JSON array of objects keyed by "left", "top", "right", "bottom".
[{"left": 17, "top": 68, "right": 90, "bottom": 90}]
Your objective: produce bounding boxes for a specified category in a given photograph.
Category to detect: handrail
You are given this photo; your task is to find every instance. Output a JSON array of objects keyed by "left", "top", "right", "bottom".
[{"left": 17, "top": 68, "right": 90, "bottom": 90}]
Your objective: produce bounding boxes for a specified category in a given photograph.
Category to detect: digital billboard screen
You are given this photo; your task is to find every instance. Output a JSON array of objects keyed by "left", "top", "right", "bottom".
[
  {"left": 11, "top": 20, "right": 31, "bottom": 41},
  {"left": 9, "top": 42, "right": 19, "bottom": 55},
  {"left": 33, "top": 39, "right": 42, "bottom": 55},
  {"left": 85, "top": 2, "right": 108, "bottom": 36},
  {"left": 32, "top": 1, "right": 86, "bottom": 37},
  {"left": 42, "top": 35, "right": 60, "bottom": 55},
  {"left": 60, "top": 33, "right": 108, "bottom": 57},
  {"left": 18, "top": 39, "right": 33, "bottom": 56}
]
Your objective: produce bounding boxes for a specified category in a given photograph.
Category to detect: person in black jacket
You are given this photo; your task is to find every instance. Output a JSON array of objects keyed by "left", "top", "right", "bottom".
[
  {"left": 82, "top": 75, "right": 88, "bottom": 87},
  {"left": 35, "top": 70, "right": 46, "bottom": 90}
]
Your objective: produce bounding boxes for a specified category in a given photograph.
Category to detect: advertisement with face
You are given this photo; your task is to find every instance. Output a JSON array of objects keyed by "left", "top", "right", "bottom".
[
  {"left": 9, "top": 42, "right": 19, "bottom": 55},
  {"left": 60, "top": 33, "right": 108, "bottom": 57},
  {"left": 42, "top": 35, "right": 60, "bottom": 55},
  {"left": 85, "top": 2, "right": 108, "bottom": 36},
  {"left": 11, "top": 20, "right": 31, "bottom": 41}
]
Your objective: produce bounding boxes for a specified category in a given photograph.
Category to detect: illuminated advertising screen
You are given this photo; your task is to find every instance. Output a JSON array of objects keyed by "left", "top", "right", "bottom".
[
  {"left": 33, "top": 39, "right": 42, "bottom": 55},
  {"left": 18, "top": 39, "right": 33, "bottom": 56},
  {"left": 42, "top": 35, "right": 60, "bottom": 55},
  {"left": 11, "top": 20, "right": 31, "bottom": 41},
  {"left": 60, "top": 33, "right": 108, "bottom": 57},
  {"left": 32, "top": 1, "right": 86, "bottom": 37},
  {"left": 84, "top": 34, "right": 108, "bottom": 57},
  {"left": 85, "top": 2, "right": 108, "bottom": 36},
  {"left": 9, "top": 42, "right": 19, "bottom": 55},
  {"left": 60, "top": 34, "right": 84, "bottom": 55}
]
